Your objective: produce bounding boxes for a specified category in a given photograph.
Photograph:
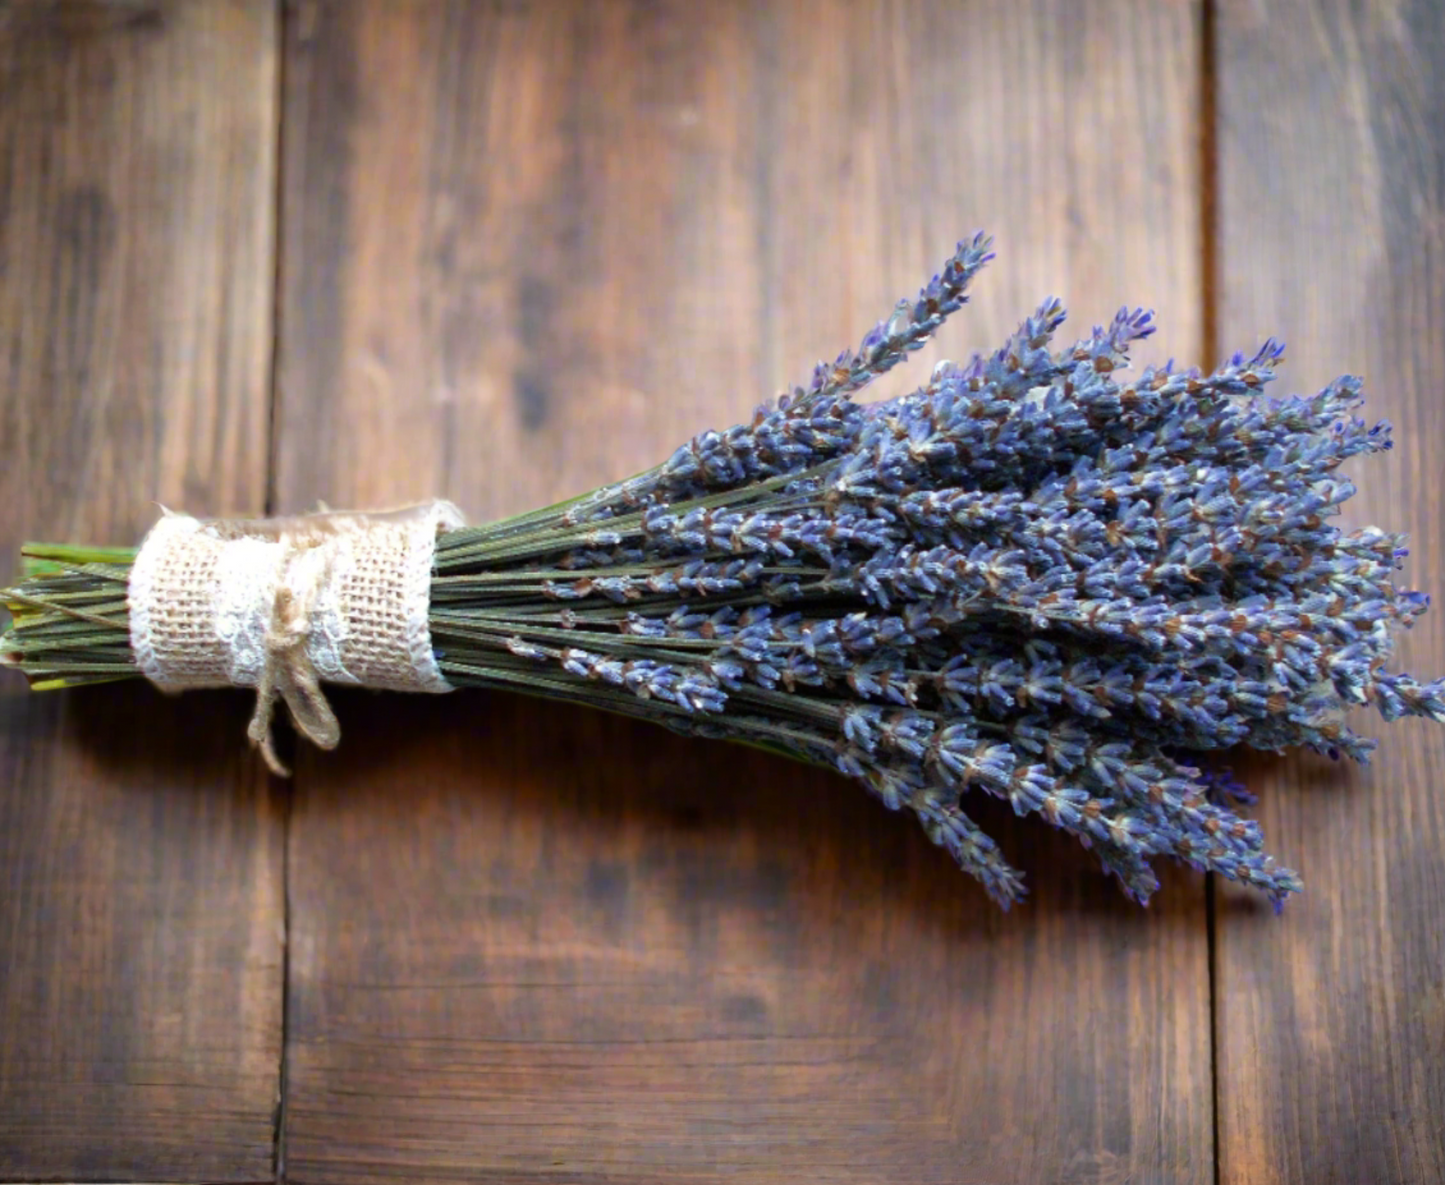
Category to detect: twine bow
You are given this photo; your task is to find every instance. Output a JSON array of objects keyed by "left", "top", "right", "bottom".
[{"left": 246, "top": 526, "right": 344, "bottom": 777}]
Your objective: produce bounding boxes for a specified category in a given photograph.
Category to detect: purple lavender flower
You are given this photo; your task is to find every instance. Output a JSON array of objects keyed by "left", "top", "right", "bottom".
[{"left": 418, "top": 237, "right": 1445, "bottom": 908}]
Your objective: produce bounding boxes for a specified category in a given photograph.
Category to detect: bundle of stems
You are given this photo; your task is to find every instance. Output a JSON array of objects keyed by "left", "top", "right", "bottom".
[{"left": 5, "top": 236, "right": 1443, "bottom": 908}]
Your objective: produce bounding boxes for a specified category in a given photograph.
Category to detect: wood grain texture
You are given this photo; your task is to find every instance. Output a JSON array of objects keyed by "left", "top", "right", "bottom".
[
  {"left": 275, "top": 2, "right": 1212, "bottom": 1181},
  {"left": 1215, "top": 2, "right": 1445, "bottom": 1183},
  {"left": 0, "top": 1, "right": 284, "bottom": 1179}
]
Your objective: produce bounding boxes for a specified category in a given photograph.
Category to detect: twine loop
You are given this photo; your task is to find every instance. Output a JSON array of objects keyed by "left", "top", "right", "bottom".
[{"left": 244, "top": 524, "right": 343, "bottom": 775}]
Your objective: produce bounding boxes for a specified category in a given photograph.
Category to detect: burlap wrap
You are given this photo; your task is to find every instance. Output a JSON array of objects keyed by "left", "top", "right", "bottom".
[{"left": 127, "top": 499, "right": 465, "bottom": 774}]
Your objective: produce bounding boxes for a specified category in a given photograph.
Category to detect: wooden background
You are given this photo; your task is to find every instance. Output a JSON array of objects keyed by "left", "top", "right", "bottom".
[{"left": 0, "top": 1, "right": 1439, "bottom": 1182}]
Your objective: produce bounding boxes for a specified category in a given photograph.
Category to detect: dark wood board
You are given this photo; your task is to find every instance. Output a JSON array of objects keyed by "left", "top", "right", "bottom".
[
  {"left": 274, "top": 2, "right": 1214, "bottom": 1182},
  {"left": 0, "top": 1, "right": 285, "bottom": 1180},
  {"left": 1215, "top": 1, "right": 1445, "bottom": 1182}
]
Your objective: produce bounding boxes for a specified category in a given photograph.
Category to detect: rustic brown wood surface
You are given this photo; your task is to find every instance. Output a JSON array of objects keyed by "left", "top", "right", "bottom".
[
  {"left": 1214, "top": 1, "right": 1445, "bottom": 1182},
  {"left": 274, "top": 2, "right": 1210, "bottom": 1182},
  {"left": 3, "top": 0, "right": 1443, "bottom": 1181},
  {"left": 0, "top": 1, "right": 285, "bottom": 1180}
]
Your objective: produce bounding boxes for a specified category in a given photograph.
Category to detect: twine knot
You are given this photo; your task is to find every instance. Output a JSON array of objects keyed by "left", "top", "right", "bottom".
[{"left": 245, "top": 529, "right": 344, "bottom": 776}]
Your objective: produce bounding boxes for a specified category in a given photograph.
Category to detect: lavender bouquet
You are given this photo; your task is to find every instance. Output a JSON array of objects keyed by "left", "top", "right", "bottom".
[{"left": 4, "top": 236, "right": 1442, "bottom": 908}]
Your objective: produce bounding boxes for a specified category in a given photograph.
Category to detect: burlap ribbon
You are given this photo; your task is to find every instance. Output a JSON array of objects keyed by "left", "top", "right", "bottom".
[{"left": 127, "top": 500, "right": 465, "bottom": 775}]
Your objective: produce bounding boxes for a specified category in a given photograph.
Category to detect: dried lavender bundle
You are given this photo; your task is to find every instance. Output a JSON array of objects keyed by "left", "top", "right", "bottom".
[{"left": 5, "top": 234, "right": 1442, "bottom": 909}]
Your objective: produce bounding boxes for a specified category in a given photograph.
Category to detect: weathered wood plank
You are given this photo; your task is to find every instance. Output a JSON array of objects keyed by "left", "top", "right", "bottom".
[
  {"left": 1215, "top": 2, "right": 1445, "bottom": 1182},
  {"left": 276, "top": 2, "right": 1212, "bottom": 1181},
  {"left": 0, "top": 2, "right": 284, "bottom": 1179}
]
